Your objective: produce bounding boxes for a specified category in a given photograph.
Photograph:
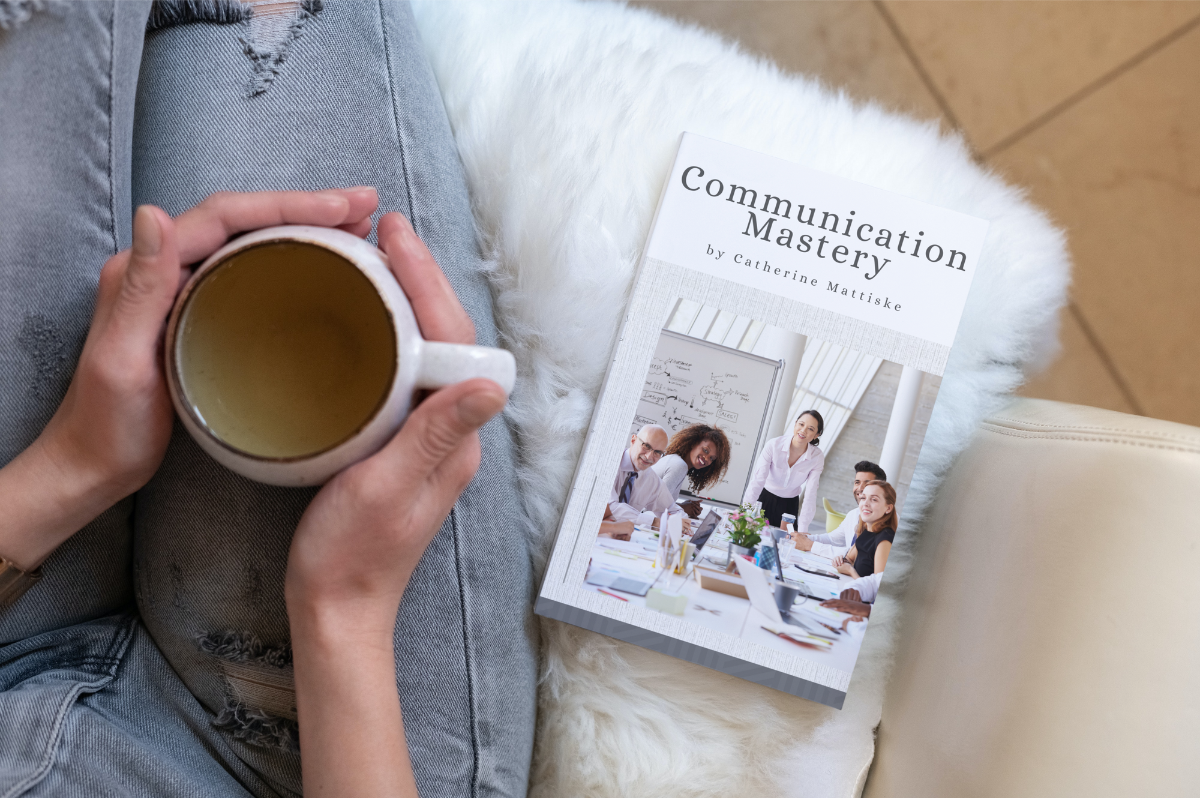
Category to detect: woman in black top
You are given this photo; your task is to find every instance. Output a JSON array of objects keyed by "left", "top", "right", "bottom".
[{"left": 835, "top": 480, "right": 897, "bottom": 579}]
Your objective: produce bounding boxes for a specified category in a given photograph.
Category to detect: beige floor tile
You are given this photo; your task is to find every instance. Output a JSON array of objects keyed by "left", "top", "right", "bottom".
[
  {"left": 1018, "top": 306, "right": 1137, "bottom": 415},
  {"left": 631, "top": 1, "right": 946, "bottom": 121},
  {"left": 992, "top": 26, "right": 1200, "bottom": 428},
  {"left": 884, "top": 0, "right": 1200, "bottom": 153}
]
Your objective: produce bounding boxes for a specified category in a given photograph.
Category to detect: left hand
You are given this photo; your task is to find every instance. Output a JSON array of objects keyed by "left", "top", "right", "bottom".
[
  {"left": 679, "top": 500, "right": 703, "bottom": 518},
  {"left": 835, "top": 561, "right": 858, "bottom": 577}
]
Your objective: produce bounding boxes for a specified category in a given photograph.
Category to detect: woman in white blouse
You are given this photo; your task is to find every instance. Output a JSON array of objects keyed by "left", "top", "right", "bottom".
[
  {"left": 742, "top": 410, "right": 825, "bottom": 530},
  {"left": 650, "top": 424, "right": 731, "bottom": 517}
]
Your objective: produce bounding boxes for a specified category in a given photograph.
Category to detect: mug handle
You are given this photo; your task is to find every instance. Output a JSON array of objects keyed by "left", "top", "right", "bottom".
[{"left": 415, "top": 341, "right": 516, "bottom": 394}]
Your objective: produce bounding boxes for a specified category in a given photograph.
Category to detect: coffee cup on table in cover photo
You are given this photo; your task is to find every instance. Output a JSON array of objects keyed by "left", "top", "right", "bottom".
[{"left": 163, "top": 225, "right": 515, "bottom": 487}]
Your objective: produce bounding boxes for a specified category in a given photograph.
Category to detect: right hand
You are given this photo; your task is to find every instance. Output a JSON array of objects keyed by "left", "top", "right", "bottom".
[
  {"left": 789, "top": 532, "right": 813, "bottom": 552},
  {"left": 679, "top": 500, "right": 703, "bottom": 518},
  {"left": 0, "top": 189, "right": 378, "bottom": 570}
]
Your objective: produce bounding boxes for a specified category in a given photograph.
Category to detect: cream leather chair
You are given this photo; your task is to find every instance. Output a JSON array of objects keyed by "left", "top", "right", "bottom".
[{"left": 866, "top": 398, "right": 1200, "bottom": 797}]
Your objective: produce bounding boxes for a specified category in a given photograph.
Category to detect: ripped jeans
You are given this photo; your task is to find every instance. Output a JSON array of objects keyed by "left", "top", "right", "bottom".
[{"left": 0, "top": 2, "right": 536, "bottom": 796}]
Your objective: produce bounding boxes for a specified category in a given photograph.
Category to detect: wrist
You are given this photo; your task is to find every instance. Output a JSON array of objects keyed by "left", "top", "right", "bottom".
[
  {"left": 0, "top": 434, "right": 117, "bottom": 571},
  {"left": 286, "top": 579, "right": 401, "bottom": 647}
]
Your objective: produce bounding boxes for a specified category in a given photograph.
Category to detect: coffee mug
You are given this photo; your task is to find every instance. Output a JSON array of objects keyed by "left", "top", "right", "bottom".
[{"left": 164, "top": 225, "right": 515, "bottom": 487}]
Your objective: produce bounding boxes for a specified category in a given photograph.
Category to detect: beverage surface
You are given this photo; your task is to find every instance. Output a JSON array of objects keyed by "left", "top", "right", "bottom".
[{"left": 179, "top": 241, "right": 397, "bottom": 459}]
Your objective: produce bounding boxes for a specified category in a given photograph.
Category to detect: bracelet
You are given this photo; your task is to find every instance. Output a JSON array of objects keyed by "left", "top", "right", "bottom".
[{"left": 0, "top": 556, "right": 42, "bottom": 610}]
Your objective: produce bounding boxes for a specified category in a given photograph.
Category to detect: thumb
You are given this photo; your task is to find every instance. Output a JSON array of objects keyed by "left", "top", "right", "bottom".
[
  {"left": 111, "top": 205, "right": 180, "bottom": 344},
  {"left": 384, "top": 379, "right": 507, "bottom": 474}
]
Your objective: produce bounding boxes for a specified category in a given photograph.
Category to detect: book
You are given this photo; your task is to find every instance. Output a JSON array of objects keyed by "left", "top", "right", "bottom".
[{"left": 534, "top": 132, "right": 988, "bottom": 709}]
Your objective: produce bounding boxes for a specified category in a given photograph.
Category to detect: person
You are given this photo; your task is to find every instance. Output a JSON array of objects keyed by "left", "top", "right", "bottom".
[
  {"left": 650, "top": 423, "right": 731, "bottom": 517},
  {"left": 0, "top": 4, "right": 534, "bottom": 797},
  {"left": 833, "top": 481, "right": 897, "bottom": 580},
  {"left": 742, "top": 410, "right": 825, "bottom": 529},
  {"left": 608, "top": 424, "right": 689, "bottom": 531},
  {"left": 790, "top": 460, "right": 886, "bottom": 558}
]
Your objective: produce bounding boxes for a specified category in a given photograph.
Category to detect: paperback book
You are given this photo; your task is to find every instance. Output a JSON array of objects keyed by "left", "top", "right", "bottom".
[{"left": 534, "top": 133, "right": 988, "bottom": 708}]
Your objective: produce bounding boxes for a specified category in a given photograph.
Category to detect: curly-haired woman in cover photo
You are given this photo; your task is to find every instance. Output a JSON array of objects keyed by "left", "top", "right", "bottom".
[{"left": 651, "top": 424, "right": 731, "bottom": 518}]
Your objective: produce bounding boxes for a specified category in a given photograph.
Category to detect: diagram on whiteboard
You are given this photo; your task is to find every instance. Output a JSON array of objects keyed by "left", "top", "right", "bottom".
[{"left": 630, "top": 330, "right": 782, "bottom": 506}]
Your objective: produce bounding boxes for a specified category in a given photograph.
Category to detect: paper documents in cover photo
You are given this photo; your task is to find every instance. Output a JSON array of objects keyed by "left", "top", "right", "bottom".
[{"left": 536, "top": 133, "right": 989, "bottom": 709}]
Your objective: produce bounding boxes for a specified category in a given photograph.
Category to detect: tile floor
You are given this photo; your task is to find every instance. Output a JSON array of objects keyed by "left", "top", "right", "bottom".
[{"left": 635, "top": 1, "right": 1200, "bottom": 427}]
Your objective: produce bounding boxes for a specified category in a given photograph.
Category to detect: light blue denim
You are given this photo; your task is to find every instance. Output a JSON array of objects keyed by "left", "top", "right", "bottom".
[{"left": 0, "top": 2, "right": 537, "bottom": 796}]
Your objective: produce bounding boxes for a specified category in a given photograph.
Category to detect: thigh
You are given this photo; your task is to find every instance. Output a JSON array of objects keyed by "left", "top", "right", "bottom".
[
  {"left": 132, "top": 4, "right": 536, "bottom": 796},
  {"left": 0, "top": 0, "right": 149, "bottom": 643},
  {"left": 0, "top": 614, "right": 280, "bottom": 798}
]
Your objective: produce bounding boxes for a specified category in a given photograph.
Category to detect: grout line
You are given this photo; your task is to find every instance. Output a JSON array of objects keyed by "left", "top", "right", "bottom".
[
  {"left": 872, "top": 0, "right": 981, "bottom": 160},
  {"left": 1067, "top": 301, "right": 1146, "bottom": 417},
  {"left": 982, "top": 12, "right": 1200, "bottom": 158}
]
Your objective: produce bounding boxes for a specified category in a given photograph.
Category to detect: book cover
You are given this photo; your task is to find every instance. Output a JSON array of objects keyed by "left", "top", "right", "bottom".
[{"left": 534, "top": 132, "right": 989, "bottom": 709}]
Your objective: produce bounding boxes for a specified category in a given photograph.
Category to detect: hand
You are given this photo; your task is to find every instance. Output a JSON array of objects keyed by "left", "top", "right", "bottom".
[
  {"left": 598, "top": 521, "right": 634, "bottom": 542},
  {"left": 835, "top": 561, "right": 859, "bottom": 578},
  {"left": 680, "top": 516, "right": 692, "bottom": 534},
  {"left": 820, "top": 598, "right": 871, "bottom": 618},
  {"left": 841, "top": 615, "right": 867, "bottom": 632},
  {"left": 839, "top": 588, "right": 862, "bottom": 602},
  {"left": 284, "top": 211, "right": 508, "bottom": 798},
  {"left": 0, "top": 189, "right": 378, "bottom": 571},
  {"left": 789, "top": 533, "right": 813, "bottom": 552},
  {"left": 680, "top": 500, "right": 703, "bottom": 518},
  {"left": 832, "top": 554, "right": 845, "bottom": 567},
  {"left": 284, "top": 211, "right": 506, "bottom": 629}
]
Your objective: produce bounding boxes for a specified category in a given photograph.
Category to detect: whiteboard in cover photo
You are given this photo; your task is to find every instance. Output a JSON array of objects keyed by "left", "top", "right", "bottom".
[{"left": 631, "top": 329, "right": 783, "bottom": 507}]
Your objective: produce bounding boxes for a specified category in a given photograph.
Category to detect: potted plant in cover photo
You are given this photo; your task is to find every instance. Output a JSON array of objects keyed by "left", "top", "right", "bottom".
[{"left": 728, "top": 504, "right": 766, "bottom": 557}]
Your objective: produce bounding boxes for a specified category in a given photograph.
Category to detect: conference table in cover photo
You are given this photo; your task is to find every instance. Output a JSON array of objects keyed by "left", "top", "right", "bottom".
[{"left": 582, "top": 520, "right": 867, "bottom": 675}]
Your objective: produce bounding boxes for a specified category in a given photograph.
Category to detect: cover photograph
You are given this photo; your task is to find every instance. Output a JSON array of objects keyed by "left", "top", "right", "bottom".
[{"left": 535, "top": 133, "right": 989, "bottom": 709}]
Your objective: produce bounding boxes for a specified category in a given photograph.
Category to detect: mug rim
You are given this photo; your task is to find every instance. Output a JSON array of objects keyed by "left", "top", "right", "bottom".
[{"left": 166, "top": 235, "right": 400, "bottom": 464}]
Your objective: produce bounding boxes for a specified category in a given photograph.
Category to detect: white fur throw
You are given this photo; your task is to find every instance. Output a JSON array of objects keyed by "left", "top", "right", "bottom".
[{"left": 413, "top": 3, "right": 1070, "bottom": 796}]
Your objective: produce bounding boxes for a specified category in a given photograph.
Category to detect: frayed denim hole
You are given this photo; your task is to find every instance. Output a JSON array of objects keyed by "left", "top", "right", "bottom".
[
  {"left": 17, "top": 313, "right": 70, "bottom": 399},
  {"left": 199, "top": 631, "right": 299, "bottom": 751},
  {"left": 146, "top": 0, "right": 251, "bottom": 32},
  {"left": 239, "top": 0, "right": 322, "bottom": 98},
  {"left": 213, "top": 696, "right": 300, "bottom": 753}
]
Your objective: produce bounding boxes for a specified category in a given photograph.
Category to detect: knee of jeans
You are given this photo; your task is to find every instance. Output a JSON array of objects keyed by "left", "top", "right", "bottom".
[{"left": 147, "top": 0, "right": 322, "bottom": 98}]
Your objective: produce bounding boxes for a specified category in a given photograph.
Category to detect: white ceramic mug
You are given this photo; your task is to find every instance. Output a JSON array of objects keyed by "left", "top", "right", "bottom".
[{"left": 164, "top": 225, "right": 515, "bottom": 487}]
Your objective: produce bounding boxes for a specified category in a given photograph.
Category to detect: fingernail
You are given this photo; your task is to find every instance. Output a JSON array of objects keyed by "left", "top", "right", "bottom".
[
  {"left": 132, "top": 206, "right": 162, "bottom": 258},
  {"left": 457, "top": 389, "right": 504, "bottom": 427}
]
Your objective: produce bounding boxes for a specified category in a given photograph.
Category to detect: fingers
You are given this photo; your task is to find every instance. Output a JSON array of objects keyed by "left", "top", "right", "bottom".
[
  {"left": 377, "top": 378, "right": 505, "bottom": 482},
  {"left": 174, "top": 187, "right": 379, "bottom": 265},
  {"left": 377, "top": 212, "right": 475, "bottom": 345},
  {"left": 107, "top": 206, "right": 181, "bottom": 347}
]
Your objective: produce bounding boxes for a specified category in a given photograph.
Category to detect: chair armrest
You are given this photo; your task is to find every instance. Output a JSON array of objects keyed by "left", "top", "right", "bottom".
[{"left": 867, "top": 398, "right": 1200, "bottom": 798}]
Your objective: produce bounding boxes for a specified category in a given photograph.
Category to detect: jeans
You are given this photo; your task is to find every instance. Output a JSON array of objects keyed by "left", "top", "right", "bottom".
[{"left": 0, "top": 3, "right": 537, "bottom": 796}]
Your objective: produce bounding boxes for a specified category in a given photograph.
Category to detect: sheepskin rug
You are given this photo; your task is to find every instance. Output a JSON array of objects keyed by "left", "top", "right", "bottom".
[{"left": 413, "top": 2, "right": 1071, "bottom": 796}]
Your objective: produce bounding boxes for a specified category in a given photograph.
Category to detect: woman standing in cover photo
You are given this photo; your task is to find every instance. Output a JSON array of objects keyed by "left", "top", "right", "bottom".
[
  {"left": 742, "top": 410, "right": 825, "bottom": 530},
  {"left": 651, "top": 424, "right": 732, "bottom": 517}
]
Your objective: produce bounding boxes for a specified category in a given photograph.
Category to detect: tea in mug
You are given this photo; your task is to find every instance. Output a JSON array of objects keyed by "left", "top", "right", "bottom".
[{"left": 177, "top": 241, "right": 397, "bottom": 459}]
